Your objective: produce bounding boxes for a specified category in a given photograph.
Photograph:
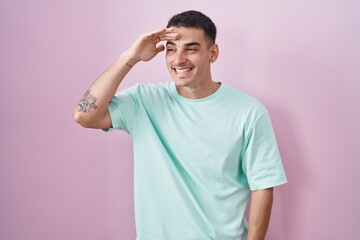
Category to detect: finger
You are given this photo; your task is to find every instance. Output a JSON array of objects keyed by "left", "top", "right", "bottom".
[
  {"left": 148, "top": 27, "right": 176, "bottom": 37},
  {"left": 155, "top": 44, "right": 165, "bottom": 53},
  {"left": 163, "top": 27, "right": 175, "bottom": 33},
  {"left": 144, "top": 27, "right": 174, "bottom": 39},
  {"left": 159, "top": 32, "right": 179, "bottom": 38},
  {"left": 158, "top": 32, "right": 180, "bottom": 41},
  {"left": 146, "top": 28, "right": 168, "bottom": 36},
  {"left": 143, "top": 28, "right": 177, "bottom": 43}
]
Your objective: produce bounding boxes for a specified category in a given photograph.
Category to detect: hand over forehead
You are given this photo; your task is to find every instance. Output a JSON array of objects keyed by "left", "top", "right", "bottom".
[{"left": 144, "top": 27, "right": 180, "bottom": 43}]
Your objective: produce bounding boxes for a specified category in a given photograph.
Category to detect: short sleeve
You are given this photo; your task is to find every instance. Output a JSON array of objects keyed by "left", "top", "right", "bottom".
[
  {"left": 241, "top": 112, "right": 287, "bottom": 190},
  {"left": 102, "top": 85, "right": 140, "bottom": 134}
]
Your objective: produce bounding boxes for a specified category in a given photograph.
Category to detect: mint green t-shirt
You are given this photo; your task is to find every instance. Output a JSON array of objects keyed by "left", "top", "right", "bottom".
[{"left": 106, "top": 82, "right": 287, "bottom": 240}]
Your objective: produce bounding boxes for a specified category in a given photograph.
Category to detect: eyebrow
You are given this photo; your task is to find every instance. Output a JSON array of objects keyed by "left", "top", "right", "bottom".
[{"left": 166, "top": 41, "right": 201, "bottom": 47}]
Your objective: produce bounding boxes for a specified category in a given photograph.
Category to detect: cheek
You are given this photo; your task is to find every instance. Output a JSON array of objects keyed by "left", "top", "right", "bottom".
[
  {"left": 193, "top": 57, "right": 210, "bottom": 69},
  {"left": 192, "top": 53, "right": 211, "bottom": 64}
]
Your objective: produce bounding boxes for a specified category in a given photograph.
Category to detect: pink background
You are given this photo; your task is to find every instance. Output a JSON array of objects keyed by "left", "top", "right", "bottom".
[{"left": 1, "top": 0, "right": 359, "bottom": 239}]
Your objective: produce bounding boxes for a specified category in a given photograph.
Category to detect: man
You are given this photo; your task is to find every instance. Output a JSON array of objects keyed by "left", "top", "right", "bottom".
[{"left": 74, "top": 10, "right": 287, "bottom": 240}]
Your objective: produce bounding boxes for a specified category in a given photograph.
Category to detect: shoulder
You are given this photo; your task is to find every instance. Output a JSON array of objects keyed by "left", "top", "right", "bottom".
[
  {"left": 221, "top": 84, "right": 268, "bottom": 115},
  {"left": 220, "top": 84, "right": 275, "bottom": 135},
  {"left": 127, "top": 82, "right": 169, "bottom": 95},
  {"left": 116, "top": 82, "right": 170, "bottom": 98}
]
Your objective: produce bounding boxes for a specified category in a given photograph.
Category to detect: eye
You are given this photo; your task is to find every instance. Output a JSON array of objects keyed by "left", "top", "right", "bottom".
[
  {"left": 187, "top": 48, "right": 198, "bottom": 52},
  {"left": 166, "top": 48, "right": 176, "bottom": 52}
]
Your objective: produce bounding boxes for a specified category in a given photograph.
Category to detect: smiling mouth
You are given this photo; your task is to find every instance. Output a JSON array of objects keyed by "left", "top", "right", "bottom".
[{"left": 173, "top": 67, "right": 194, "bottom": 73}]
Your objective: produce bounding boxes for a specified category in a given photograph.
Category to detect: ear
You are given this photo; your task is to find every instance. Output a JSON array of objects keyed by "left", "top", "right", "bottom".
[{"left": 209, "top": 43, "right": 219, "bottom": 63}]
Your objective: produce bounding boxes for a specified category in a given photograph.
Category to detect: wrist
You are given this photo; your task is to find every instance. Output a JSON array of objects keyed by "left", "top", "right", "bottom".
[{"left": 121, "top": 50, "right": 139, "bottom": 67}]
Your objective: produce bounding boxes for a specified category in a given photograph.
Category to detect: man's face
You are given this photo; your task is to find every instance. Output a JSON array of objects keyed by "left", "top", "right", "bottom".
[{"left": 165, "top": 27, "right": 218, "bottom": 89}]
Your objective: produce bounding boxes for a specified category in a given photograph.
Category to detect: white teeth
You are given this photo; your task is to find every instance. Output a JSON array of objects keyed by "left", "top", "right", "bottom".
[{"left": 175, "top": 68, "right": 192, "bottom": 73}]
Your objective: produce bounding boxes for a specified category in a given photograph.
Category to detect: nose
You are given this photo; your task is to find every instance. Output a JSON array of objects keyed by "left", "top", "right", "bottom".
[{"left": 172, "top": 50, "right": 187, "bottom": 65}]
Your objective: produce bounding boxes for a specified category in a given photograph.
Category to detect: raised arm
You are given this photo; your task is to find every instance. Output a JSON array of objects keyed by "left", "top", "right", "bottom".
[{"left": 73, "top": 28, "right": 179, "bottom": 129}]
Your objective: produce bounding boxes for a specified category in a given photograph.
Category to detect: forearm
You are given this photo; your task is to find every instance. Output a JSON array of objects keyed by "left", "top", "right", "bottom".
[
  {"left": 73, "top": 27, "right": 178, "bottom": 128},
  {"left": 247, "top": 188, "right": 273, "bottom": 240},
  {"left": 73, "top": 52, "right": 137, "bottom": 127}
]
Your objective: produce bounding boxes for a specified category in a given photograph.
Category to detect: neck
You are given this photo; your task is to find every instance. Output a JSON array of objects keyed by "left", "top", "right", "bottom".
[{"left": 176, "top": 80, "right": 221, "bottom": 99}]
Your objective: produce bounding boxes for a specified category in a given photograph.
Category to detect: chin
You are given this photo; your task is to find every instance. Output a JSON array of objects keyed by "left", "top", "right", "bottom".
[{"left": 173, "top": 78, "right": 192, "bottom": 88}]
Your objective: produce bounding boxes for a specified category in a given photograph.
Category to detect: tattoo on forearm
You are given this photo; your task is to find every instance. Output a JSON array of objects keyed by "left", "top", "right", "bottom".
[{"left": 77, "top": 90, "right": 98, "bottom": 112}]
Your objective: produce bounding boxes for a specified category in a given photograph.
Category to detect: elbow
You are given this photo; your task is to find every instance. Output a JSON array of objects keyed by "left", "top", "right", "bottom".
[
  {"left": 73, "top": 109, "right": 93, "bottom": 128},
  {"left": 73, "top": 108, "right": 107, "bottom": 129}
]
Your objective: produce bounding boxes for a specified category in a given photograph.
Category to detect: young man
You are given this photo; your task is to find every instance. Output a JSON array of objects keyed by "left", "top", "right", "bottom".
[{"left": 74, "top": 10, "right": 287, "bottom": 240}]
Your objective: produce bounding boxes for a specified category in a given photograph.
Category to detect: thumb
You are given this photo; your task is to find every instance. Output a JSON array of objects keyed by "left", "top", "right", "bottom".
[{"left": 155, "top": 44, "right": 165, "bottom": 54}]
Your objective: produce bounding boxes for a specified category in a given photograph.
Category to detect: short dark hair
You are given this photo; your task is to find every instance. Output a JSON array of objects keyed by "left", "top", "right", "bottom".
[{"left": 166, "top": 10, "right": 217, "bottom": 46}]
